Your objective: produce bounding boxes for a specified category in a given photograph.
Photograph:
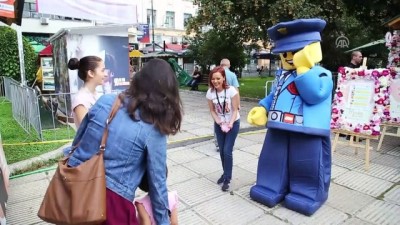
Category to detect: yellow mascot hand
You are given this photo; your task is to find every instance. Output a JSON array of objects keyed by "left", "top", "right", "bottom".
[
  {"left": 247, "top": 107, "right": 268, "bottom": 126},
  {"left": 293, "top": 42, "right": 322, "bottom": 74}
]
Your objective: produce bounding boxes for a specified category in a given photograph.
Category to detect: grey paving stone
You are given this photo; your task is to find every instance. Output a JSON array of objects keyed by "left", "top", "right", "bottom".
[
  {"left": 239, "top": 143, "right": 263, "bottom": 156},
  {"left": 354, "top": 163, "right": 400, "bottom": 183},
  {"left": 230, "top": 166, "right": 257, "bottom": 190},
  {"left": 193, "top": 194, "right": 265, "bottom": 225},
  {"left": 182, "top": 156, "right": 221, "bottom": 175},
  {"left": 179, "top": 209, "right": 211, "bottom": 225},
  {"left": 233, "top": 150, "right": 258, "bottom": 165},
  {"left": 167, "top": 148, "right": 207, "bottom": 164},
  {"left": 170, "top": 177, "right": 223, "bottom": 206},
  {"left": 9, "top": 171, "right": 49, "bottom": 187},
  {"left": 234, "top": 137, "right": 258, "bottom": 149},
  {"left": 237, "top": 159, "right": 258, "bottom": 174},
  {"left": 272, "top": 204, "right": 348, "bottom": 225},
  {"left": 186, "top": 127, "right": 215, "bottom": 136},
  {"left": 331, "top": 165, "right": 350, "bottom": 180},
  {"left": 334, "top": 171, "right": 393, "bottom": 197},
  {"left": 332, "top": 153, "right": 365, "bottom": 170},
  {"left": 168, "top": 131, "right": 203, "bottom": 142},
  {"left": 192, "top": 141, "right": 220, "bottom": 157},
  {"left": 167, "top": 164, "right": 200, "bottom": 186},
  {"left": 8, "top": 179, "right": 48, "bottom": 204},
  {"left": 333, "top": 145, "right": 380, "bottom": 160},
  {"left": 356, "top": 200, "right": 400, "bottom": 225},
  {"left": 248, "top": 214, "right": 290, "bottom": 225},
  {"left": 180, "top": 122, "right": 204, "bottom": 131},
  {"left": 7, "top": 197, "right": 44, "bottom": 225},
  {"left": 239, "top": 131, "right": 266, "bottom": 144},
  {"left": 341, "top": 217, "right": 374, "bottom": 225},
  {"left": 371, "top": 154, "right": 400, "bottom": 169},
  {"left": 384, "top": 185, "right": 400, "bottom": 205},
  {"left": 385, "top": 146, "right": 400, "bottom": 157},
  {"left": 326, "top": 183, "right": 375, "bottom": 215}
]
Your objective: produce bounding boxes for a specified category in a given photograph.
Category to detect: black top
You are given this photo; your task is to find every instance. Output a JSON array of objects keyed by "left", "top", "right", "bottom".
[
  {"left": 193, "top": 71, "right": 202, "bottom": 82},
  {"left": 347, "top": 63, "right": 359, "bottom": 68}
]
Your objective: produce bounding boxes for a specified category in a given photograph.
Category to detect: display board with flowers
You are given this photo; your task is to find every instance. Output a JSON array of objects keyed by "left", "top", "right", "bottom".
[
  {"left": 385, "top": 30, "right": 400, "bottom": 124},
  {"left": 331, "top": 67, "right": 391, "bottom": 136}
]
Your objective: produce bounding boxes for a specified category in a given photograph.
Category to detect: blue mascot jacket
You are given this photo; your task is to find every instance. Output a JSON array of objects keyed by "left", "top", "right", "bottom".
[{"left": 259, "top": 66, "right": 333, "bottom": 137}]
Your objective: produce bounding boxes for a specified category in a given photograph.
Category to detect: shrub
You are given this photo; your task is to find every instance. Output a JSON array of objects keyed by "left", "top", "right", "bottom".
[{"left": 0, "top": 26, "right": 37, "bottom": 83}]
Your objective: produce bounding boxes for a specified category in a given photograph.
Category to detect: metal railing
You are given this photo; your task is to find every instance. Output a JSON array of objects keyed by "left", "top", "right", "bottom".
[
  {"left": 0, "top": 76, "right": 19, "bottom": 102},
  {"left": 9, "top": 83, "right": 42, "bottom": 140},
  {"left": 265, "top": 80, "right": 275, "bottom": 97}
]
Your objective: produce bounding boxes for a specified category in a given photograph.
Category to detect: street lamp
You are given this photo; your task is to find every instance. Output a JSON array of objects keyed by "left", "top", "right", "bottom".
[{"left": 151, "top": 0, "right": 155, "bottom": 52}]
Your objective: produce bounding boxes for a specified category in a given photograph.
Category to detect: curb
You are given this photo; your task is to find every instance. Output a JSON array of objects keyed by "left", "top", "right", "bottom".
[{"left": 8, "top": 126, "right": 266, "bottom": 176}]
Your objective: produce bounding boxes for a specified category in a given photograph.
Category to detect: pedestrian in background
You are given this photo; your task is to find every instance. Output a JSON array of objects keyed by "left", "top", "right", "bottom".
[{"left": 68, "top": 56, "right": 107, "bottom": 128}]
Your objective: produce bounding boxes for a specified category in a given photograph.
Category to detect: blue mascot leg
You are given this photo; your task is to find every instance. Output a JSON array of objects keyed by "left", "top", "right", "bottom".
[
  {"left": 284, "top": 133, "right": 331, "bottom": 216},
  {"left": 250, "top": 129, "right": 289, "bottom": 207}
]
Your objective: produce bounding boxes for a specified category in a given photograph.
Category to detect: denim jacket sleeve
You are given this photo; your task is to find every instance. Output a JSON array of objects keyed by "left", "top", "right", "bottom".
[
  {"left": 145, "top": 128, "right": 170, "bottom": 225},
  {"left": 63, "top": 111, "right": 90, "bottom": 156}
]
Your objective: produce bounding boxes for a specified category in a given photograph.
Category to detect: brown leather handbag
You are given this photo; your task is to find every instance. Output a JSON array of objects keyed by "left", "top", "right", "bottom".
[{"left": 38, "top": 97, "right": 121, "bottom": 225}]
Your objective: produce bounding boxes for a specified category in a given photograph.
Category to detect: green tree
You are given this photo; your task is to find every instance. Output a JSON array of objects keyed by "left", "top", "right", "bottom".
[
  {"left": 187, "top": 29, "right": 248, "bottom": 75},
  {"left": 188, "top": 0, "right": 400, "bottom": 71},
  {"left": 0, "top": 26, "right": 37, "bottom": 83}
]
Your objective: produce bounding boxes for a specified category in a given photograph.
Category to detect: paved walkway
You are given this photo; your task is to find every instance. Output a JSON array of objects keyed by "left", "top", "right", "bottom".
[{"left": 7, "top": 90, "right": 400, "bottom": 225}]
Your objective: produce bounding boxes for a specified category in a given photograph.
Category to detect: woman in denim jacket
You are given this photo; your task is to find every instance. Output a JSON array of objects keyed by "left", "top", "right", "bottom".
[{"left": 67, "top": 59, "right": 183, "bottom": 225}]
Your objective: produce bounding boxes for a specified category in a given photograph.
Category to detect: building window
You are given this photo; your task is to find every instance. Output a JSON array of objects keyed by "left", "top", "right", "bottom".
[
  {"left": 147, "top": 9, "right": 156, "bottom": 27},
  {"left": 165, "top": 11, "right": 175, "bottom": 29},
  {"left": 23, "top": 2, "right": 37, "bottom": 18},
  {"left": 183, "top": 13, "right": 192, "bottom": 27}
]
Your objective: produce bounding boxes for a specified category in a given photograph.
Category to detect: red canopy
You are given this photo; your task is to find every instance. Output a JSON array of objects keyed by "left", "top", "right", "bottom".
[{"left": 39, "top": 44, "right": 53, "bottom": 56}]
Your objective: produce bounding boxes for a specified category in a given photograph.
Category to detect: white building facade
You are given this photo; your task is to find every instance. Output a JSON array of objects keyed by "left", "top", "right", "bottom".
[{"left": 20, "top": 0, "right": 197, "bottom": 47}]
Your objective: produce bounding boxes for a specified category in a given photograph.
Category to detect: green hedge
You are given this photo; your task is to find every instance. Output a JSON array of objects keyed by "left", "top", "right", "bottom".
[{"left": 0, "top": 26, "right": 37, "bottom": 83}]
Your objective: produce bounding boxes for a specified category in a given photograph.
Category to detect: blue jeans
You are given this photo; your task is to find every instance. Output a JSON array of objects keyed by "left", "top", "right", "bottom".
[{"left": 214, "top": 119, "right": 240, "bottom": 181}]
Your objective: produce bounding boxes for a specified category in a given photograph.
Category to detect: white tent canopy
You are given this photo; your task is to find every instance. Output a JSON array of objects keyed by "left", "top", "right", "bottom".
[
  {"left": 36, "top": 0, "right": 138, "bottom": 24},
  {"left": 345, "top": 39, "right": 385, "bottom": 53}
]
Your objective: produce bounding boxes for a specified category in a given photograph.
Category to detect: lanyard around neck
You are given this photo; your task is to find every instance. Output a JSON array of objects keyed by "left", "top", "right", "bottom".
[{"left": 215, "top": 89, "right": 226, "bottom": 115}]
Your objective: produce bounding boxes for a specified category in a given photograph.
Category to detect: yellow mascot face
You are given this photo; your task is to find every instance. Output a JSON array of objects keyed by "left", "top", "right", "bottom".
[{"left": 279, "top": 51, "right": 296, "bottom": 71}]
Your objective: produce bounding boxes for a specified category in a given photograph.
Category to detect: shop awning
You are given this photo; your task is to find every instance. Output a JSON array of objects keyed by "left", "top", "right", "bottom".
[
  {"left": 129, "top": 50, "right": 143, "bottom": 58},
  {"left": 39, "top": 44, "right": 53, "bottom": 56},
  {"left": 344, "top": 39, "right": 385, "bottom": 53}
]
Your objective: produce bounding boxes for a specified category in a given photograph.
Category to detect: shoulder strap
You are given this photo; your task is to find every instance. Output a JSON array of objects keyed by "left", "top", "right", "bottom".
[{"left": 99, "top": 95, "right": 122, "bottom": 151}]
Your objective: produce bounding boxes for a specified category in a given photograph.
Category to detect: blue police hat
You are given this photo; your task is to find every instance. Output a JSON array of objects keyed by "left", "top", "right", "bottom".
[{"left": 267, "top": 18, "right": 326, "bottom": 54}]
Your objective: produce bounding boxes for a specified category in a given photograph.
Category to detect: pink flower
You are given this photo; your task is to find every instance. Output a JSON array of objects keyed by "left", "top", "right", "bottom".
[
  {"left": 372, "top": 131, "right": 380, "bottom": 136},
  {"left": 354, "top": 128, "right": 360, "bottom": 133},
  {"left": 375, "top": 88, "right": 380, "bottom": 93},
  {"left": 382, "top": 70, "right": 389, "bottom": 76},
  {"left": 372, "top": 70, "right": 380, "bottom": 77},
  {"left": 337, "top": 92, "right": 343, "bottom": 97},
  {"left": 358, "top": 70, "right": 365, "bottom": 76},
  {"left": 363, "top": 125, "right": 370, "bottom": 130},
  {"left": 338, "top": 67, "right": 345, "bottom": 74}
]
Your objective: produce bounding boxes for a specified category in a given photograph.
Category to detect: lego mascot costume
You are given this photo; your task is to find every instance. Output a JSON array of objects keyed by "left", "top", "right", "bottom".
[{"left": 248, "top": 18, "right": 333, "bottom": 216}]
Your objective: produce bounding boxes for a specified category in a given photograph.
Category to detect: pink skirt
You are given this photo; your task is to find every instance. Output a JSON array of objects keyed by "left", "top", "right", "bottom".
[{"left": 102, "top": 188, "right": 138, "bottom": 225}]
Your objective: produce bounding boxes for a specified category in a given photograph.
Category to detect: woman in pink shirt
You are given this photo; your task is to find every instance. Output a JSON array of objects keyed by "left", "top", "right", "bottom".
[{"left": 68, "top": 56, "right": 107, "bottom": 128}]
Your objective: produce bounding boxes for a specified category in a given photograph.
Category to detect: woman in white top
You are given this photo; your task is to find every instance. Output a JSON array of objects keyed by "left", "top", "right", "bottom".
[
  {"left": 206, "top": 66, "right": 240, "bottom": 192},
  {"left": 68, "top": 56, "right": 107, "bottom": 128}
]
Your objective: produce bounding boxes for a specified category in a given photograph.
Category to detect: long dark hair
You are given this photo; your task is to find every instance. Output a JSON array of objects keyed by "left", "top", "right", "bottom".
[
  {"left": 121, "top": 59, "right": 183, "bottom": 135},
  {"left": 67, "top": 56, "right": 103, "bottom": 81}
]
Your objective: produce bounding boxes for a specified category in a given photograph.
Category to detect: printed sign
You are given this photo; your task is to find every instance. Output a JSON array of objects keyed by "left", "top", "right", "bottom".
[
  {"left": 0, "top": 0, "right": 15, "bottom": 18},
  {"left": 137, "top": 24, "right": 150, "bottom": 43}
]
